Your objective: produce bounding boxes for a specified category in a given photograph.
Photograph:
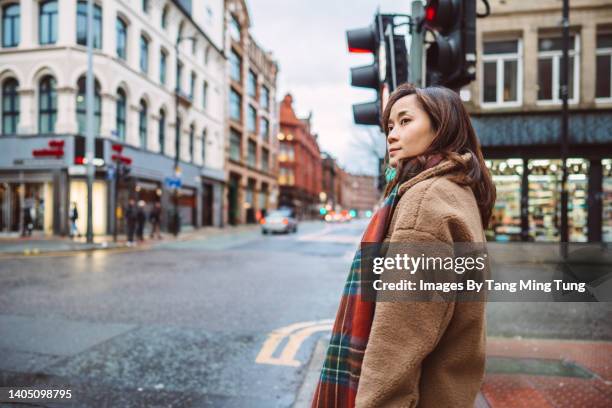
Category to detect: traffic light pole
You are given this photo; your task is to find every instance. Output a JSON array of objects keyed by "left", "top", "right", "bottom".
[
  {"left": 85, "top": 0, "right": 94, "bottom": 244},
  {"left": 409, "top": 0, "right": 424, "bottom": 87}
]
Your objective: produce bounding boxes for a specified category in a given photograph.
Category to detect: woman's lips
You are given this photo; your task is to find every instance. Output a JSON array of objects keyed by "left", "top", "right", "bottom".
[{"left": 389, "top": 148, "right": 401, "bottom": 156}]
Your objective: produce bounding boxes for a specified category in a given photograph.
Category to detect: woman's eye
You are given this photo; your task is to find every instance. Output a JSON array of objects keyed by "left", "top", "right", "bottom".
[{"left": 400, "top": 118, "right": 410, "bottom": 125}]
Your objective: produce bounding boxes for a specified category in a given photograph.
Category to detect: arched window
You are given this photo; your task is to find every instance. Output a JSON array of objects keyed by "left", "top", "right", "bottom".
[
  {"left": 39, "top": 1, "right": 58, "bottom": 45},
  {"left": 76, "top": 76, "right": 101, "bottom": 135},
  {"left": 116, "top": 17, "right": 127, "bottom": 60},
  {"left": 39, "top": 76, "right": 56, "bottom": 133},
  {"left": 2, "top": 3, "right": 20, "bottom": 47},
  {"left": 161, "top": 5, "right": 168, "bottom": 29},
  {"left": 158, "top": 109, "right": 165, "bottom": 153},
  {"left": 116, "top": 89, "right": 126, "bottom": 141},
  {"left": 201, "top": 128, "right": 207, "bottom": 164},
  {"left": 189, "top": 124, "right": 194, "bottom": 162},
  {"left": 76, "top": 1, "right": 102, "bottom": 48},
  {"left": 2, "top": 78, "right": 19, "bottom": 134},
  {"left": 139, "top": 99, "right": 147, "bottom": 149}
]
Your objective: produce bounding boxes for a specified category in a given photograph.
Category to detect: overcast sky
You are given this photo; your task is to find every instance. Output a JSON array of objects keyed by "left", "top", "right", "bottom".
[{"left": 247, "top": 0, "right": 412, "bottom": 175}]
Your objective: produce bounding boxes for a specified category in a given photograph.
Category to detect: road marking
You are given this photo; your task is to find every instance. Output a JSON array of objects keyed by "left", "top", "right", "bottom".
[{"left": 256, "top": 319, "right": 333, "bottom": 367}]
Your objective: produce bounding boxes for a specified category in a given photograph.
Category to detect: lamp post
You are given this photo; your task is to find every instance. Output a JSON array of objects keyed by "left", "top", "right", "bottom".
[
  {"left": 173, "top": 36, "right": 195, "bottom": 236},
  {"left": 85, "top": 0, "right": 95, "bottom": 243}
]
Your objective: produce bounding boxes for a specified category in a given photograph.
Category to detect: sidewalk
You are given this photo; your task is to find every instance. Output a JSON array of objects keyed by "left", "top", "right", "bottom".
[
  {"left": 0, "top": 223, "right": 262, "bottom": 257},
  {"left": 295, "top": 336, "right": 612, "bottom": 408}
]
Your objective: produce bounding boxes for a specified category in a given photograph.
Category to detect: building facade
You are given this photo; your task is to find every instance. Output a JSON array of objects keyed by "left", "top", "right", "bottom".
[
  {"left": 0, "top": 0, "right": 227, "bottom": 235},
  {"left": 341, "top": 173, "right": 379, "bottom": 217},
  {"left": 278, "top": 94, "right": 322, "bottom": 219},
  {"left": 463, "top": 0, "right": 612, "bottom": 242},
  {"left": 321, "top": 152, "right": 346, "bottom": 214},
  {"left": 224, "top": 0, "right": 278, "bottom": 225}
]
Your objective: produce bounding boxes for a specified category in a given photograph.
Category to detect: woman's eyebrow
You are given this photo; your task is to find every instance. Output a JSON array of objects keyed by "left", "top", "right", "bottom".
[{"left": 396, "top": 109, "right": 414, "bottom": 118}]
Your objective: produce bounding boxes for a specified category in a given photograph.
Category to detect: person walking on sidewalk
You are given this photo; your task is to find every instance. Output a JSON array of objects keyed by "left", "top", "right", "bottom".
[
  {"left": 149, "top": 201, "right": 162, "bottom": 239},
  {"left": 311, "top": 84, "right": 496, "bottom": 408},
  {"left": 136, "top": 200, "right": 146, "bottom": 242},
  {"left": 69, "top": 202, "right": 80, "bottom": 238},
  {"left": 21, "top": 199, "right": 34, "bottom": 237},
  {"left": 125, "top": 198, "right": 137, "bottom": 246}
]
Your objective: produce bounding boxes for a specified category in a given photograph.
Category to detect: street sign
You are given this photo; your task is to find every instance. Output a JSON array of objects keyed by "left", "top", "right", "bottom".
[
  {"left": 107, "top": 166, "right": 115, "bottom": 180},
  {"left": 165, "top": 176, "right": 182, "bottom": 189}
]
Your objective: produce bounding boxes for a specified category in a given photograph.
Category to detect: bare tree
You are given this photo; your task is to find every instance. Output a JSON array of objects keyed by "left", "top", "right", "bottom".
[{"left": 349, "top": 126, "right": 387, "bottom": 175}]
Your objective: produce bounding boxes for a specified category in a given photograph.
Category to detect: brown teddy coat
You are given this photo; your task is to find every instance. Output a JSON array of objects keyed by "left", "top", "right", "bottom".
[{"left": 355, "top": 152, "right": 487, "bottom": 408}]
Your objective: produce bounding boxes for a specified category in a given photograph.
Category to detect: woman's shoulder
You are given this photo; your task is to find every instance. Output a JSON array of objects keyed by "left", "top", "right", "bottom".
[{"left": 389, "top": 175, "right": 481, "bottom": 242}]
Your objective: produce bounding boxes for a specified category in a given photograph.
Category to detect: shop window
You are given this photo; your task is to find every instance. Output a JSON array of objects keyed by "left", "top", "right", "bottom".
[
  {"left": 603, "top": 159, "right": 612, "bottom": 242},
  {"left": 485, "top": 159, "right": 523, "bottom": 242}
]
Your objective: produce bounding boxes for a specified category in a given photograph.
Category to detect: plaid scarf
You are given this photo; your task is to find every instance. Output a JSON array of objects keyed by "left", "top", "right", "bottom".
[{"left": 311, "top": 155, "right": 443, "bottom": 408}]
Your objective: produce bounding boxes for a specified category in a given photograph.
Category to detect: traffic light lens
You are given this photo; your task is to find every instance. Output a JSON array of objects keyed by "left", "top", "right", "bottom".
[{"left": 425, "top": 7, "right": 436, "bottom": 22}]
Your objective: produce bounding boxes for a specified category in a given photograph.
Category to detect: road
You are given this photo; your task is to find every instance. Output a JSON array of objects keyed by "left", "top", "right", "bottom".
[{"left": 0, "top": 220, "right": 610, "bottom": 407}]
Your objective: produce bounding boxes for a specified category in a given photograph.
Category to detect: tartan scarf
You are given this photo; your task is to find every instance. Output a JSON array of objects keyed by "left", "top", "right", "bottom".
[{"left": 311, "top": 154, "right": 444, "bottom": 408}]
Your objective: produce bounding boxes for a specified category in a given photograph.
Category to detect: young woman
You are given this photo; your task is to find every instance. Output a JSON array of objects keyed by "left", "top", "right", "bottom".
[{"left": 312, "top": 83, "right": 496, "bottom": 408}]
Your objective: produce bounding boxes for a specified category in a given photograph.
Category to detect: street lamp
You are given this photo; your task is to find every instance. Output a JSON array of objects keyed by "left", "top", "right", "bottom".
[{"left": 173, "top": 35, "right": 195, "bottom": 236}]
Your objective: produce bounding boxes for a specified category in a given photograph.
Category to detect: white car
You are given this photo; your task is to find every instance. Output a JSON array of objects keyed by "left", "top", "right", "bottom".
[{"left": 261, "top": 210, "right": 298, "bottom": 234}]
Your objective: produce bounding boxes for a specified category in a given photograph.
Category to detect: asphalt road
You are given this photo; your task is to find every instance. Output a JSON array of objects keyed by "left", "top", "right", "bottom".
[{"left": 0, "top": 220, "right": 610, "bottom": 407}]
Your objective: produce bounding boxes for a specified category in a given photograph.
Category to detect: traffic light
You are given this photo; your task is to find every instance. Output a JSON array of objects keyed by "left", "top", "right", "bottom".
[
  {"left": 423, "top": 0, "right": 476, "bottom": 90},
  {"left": 347, "top": 14, "right": 408, "bottom": 126}
]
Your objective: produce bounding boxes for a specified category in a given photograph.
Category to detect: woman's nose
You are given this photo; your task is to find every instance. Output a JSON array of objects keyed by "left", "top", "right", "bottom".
[{"left": 387, "top": 130, "right": 398, "bottom": 144}]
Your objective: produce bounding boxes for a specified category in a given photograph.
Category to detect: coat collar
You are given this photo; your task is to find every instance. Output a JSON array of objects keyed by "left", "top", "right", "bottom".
[{"left": 397, "top": 152, "right": 472, "bottom": 196}]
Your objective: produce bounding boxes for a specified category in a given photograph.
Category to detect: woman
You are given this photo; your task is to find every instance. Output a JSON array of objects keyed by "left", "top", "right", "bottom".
[{"left": 312, "top": 84, "right": 495, "bottom": 408}]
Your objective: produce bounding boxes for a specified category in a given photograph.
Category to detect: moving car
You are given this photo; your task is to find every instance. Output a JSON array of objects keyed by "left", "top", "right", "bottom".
[{"left": 261, "top": 210, "right": 298, "bottom": 234}]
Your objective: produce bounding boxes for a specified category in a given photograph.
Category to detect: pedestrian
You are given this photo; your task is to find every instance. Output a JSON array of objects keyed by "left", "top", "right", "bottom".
[
  {"left": 21, "top": 199, "right": 33, "bottom": 237},
  {"left": 311, "top": 84, "right": 496, "bottom": 408},
  {"left": 69, "top": 202, "right": 80, "bottom": 238},
  {"left": 136, "top": 200, "right": 146, "bottom": 242},
  {"left": 125, "top": 198, "right": 137, "bottom": 246},
  {"left": 149, "top": 201, "right": 162, "bottom": 239}
]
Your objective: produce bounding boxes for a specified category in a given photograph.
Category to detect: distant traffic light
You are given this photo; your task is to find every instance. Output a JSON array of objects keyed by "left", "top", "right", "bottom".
[
  {"left": 347, "top": 14, "right": 408, "bottom": 126},
  {"left": 423, "top": 0, "right": 476, "bottom": 90}
]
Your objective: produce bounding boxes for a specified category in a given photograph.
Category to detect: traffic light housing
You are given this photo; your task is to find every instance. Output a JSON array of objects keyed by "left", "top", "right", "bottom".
[
  {"left": 347, "top": 15, "right": 409, "bottom": 127},
  {"left": 424, "top": 0, "right": 476, "bottom": 90}
]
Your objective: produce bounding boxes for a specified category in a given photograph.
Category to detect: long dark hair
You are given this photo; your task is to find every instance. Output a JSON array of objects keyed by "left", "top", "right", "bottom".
[{"left": 381, "top": 83, "right": 496, "bottom": 229}]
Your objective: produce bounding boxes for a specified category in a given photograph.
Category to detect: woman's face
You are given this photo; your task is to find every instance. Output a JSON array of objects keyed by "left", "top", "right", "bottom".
[{"left": 386, "top": 94, "right": 436, "bottom": 167}]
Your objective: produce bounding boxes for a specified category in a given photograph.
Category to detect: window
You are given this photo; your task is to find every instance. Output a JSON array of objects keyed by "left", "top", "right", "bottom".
[
  {"left": 259, "top": 117, "right": 269, "bottom": 141},
  {"left": 482, "top": 40, "right": 521, "bottom": 105},
  {"left": 279, "top": 168, "right": 294, "bottom": 185},
  {"left": 247, "top": 70, "right": 257, "bottom": 98},
  {"left": 2, "top": 78, "right": 19, "bottom": 134},
  {"left": 139, "top": 99, "right": 147, "bottom": 148},
  {"left": 176, "top": 61, "right": 183, "bottom": 93},
  {"left": 140, "top": 35, "right": 149, "bottom": 73},
  {"left": 229, "top": 128, "right": 241, "bottom": 161},
  {"left": 230, "top": 49, "right": 241, "bottom": 82},
  {"left": 201, "top": 128, "right": 207, "bottom": 164},
  {"left": 39, "top": 1, "right": 58, "bottom": 45},
  {"left": 116, "top": 88, "right": 126, "bottom": 141},
  {"left": 190, "top": 72, "right": 196, "bottom": 100},
  {"left": 247, "top": 105, "right": 256, "bottom": 133},
  {"left": 247, "top": 140, "right": 256, "bottom": 167},
  {"left": 142, "top": 0, "right": 149, "bottom": 13},
  {"left": 537, "top": 35, "right": 579, "bottom": 103},
  {"left": 158, "top": 110, "right": 165, "bottom": 153},
  {"left": 229, "top": 14, "right": 241, "bottom": 42},
  {"left": 596, "top": 32, "right": 612, "bottom": 100},
  {"left": 116, "top": 17, "right": 127, "bottom": 60},
  {"left": 161, "top": 5, "right": 168, "bottom": 28},
  {"left": 39, "top": 76, "right": 57, "bottom": 133},
  {"left": 279, "top": 143, "right": 294, "bottom": 162},
  {"left": 260, "top": 86, "right": 269, "bottom": 110},
  {"left": 76, "top": 76, "right": 101, "bottom": 135},
  {"left": 160, "top": 50, "right": 167, "bottom": 84},
  {"left": 189, "top": 124, "right": 194, "bottom": 161},
  {"left": 261, "top": 148, "right": 269, "bottom": 172},
  {"left": 202, "top": 81, "right": 208, "bottom": 109},
  {"left": 77, "top": 1, "right": 102, "bottom": 48},
  {"left": 2, "top": 4, "right": 19, "bottom": 47},
  {"left": 230, "top": 88, "right": 241, "bottom": 121}
]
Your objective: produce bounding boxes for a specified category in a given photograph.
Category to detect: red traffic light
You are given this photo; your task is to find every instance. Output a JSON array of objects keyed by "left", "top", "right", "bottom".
[
  {"left": 425, "top": 1, "right": 437, "bottom": 22},
  {"left": 347, "top": 25, "right": 377, "bottom": 54},
  {"left": 424, "top": 0, "right": 456, "bottom": 33}
]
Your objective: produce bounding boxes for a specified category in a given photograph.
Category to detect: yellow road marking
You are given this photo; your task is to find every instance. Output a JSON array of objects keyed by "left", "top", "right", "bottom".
[{"left": 256, "top": 319, "right": 333, "bottom": 367}]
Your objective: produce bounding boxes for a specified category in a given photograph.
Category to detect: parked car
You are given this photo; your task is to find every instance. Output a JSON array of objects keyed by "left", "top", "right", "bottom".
[{"left": 261, "top": 210, "right": 298, "bottom": 234}]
